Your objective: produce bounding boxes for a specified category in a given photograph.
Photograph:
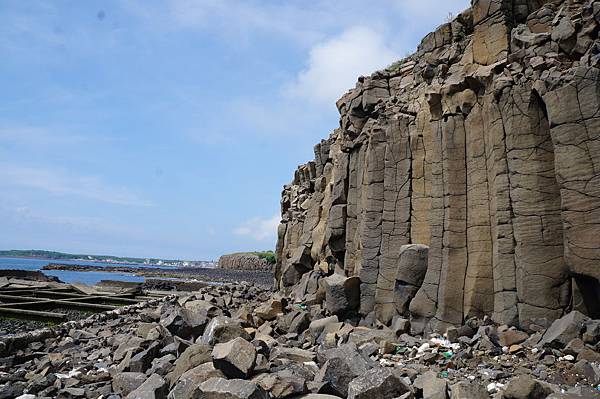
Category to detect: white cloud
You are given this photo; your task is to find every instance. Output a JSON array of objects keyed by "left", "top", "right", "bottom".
[
  {"left": 0, "top": 164, "right": 152, "bottom": 207},
  {"left": 285, "top": 26, "right": 399, "bottom": 106},
  {"left": 8, "top": 205, "right": 142, "bottom": 236},
  {"left": 234, "top": 214, "right": 280, "bottom": 241}
]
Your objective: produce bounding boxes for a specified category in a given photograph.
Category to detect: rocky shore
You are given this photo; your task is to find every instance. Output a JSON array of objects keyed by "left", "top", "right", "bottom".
[
  {"left": 43, "top": 263, "right": 274, "bottom": 287},
  {"left": 1, "top": 279, "right": 599, "bottom": 398}
]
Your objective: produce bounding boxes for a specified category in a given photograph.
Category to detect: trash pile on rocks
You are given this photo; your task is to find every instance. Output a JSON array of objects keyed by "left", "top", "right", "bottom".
[{"left": 0, "top": 279, "right": 599, "bottom": 399}]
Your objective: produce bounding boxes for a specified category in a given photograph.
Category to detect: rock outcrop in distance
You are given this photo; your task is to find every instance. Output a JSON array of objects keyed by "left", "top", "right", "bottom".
[
  {"left": 218, "top": 253, "right": 274, "bottom": 271},
  {"left": 275, "top": 0, "right": 600, "bottom": 334}
]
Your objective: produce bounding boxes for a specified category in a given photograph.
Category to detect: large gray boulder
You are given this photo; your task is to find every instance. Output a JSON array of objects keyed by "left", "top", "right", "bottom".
[
  {"left": 538, "top": 311, "right": 590, "bottom": 348},
  {"left": 414, "top": 371, "right": 448, "bottom": 399},
  {"left": 167, "top": 362, "right": 224, "bottom": 399},
  {"left": 450, "top": 381, "right": 489, "bottom": 399},
  {"left": 212, "top": 337, "right": 256, "bottom": 379},
  {"left": 347, "top": 367, "right": 411, "bottom": 399},
  {"left": 112, "top": 372, "right": 147, "bottom": 396},
  {"left": 201, "top": 316, "right": 250, "bottom": 346},
  {"left": 166, "top": 343, "right": 212, "bottom": 386},
  {"left": 323, "top": 273, "right": 360, "bottom": 315},
  {"left": 198, "top": 377, "right": 268, "bottom": 399},
  {"left": 394, "top": 244, "right": 429, "bottom": 315},
  {"left": 502, "top": 375, "right": 553, "bottom": 399},
  {"left": 125, "top": 373, "right": 168, "bottom": 399},
  {"left": 314, "top": 344, "right": 373, "bottom": 397}
]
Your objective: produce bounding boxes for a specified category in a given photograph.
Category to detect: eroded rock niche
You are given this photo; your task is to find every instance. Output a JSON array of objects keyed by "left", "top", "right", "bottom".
[{"left": 275, "top": 0, "right": 600, "bottom": 333}]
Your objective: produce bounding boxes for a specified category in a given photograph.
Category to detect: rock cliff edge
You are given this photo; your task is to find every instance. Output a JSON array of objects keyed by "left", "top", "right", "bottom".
[{"left": 275, "top": 0, "right": 600, "bottom": 333}]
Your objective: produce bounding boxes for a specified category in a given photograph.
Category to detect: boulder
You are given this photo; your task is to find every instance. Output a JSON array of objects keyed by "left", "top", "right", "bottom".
[
  {"left": 112, "top": 372, "right": 147, "bottom": 396},
  {"left": 323, "top": 273, "right": 360, "bottom": 315},
  {"left": 168, "top": 362, "right": 224, "bottom": 399},
  {"left": 394, "top": 244, "right": 429, "bottom": 314},
  {"left": 129, "top": 342, "right": 161, "bottom": 373},
  {"left": 314, "top": 344, "right": 373, "bottom": 397},
  {"left": 497, "top": 329, "right": 529, "bottom": 347},
  {"left": 212, "top": 337, "right": 256, "bottom": 379},
  {"left": 414, "top": 371, "right": 448, "bottom": 399},
  {"left": 125, "top": 373, "right": 168, "bottom": 399},
  {"left": 254, "top": 298, "right": 286, "bottom": 321},
  {"left": 270, "top": 347, "right": 315, "bottom": 363},
  {"left": 450, "top": 381, "right": 489, "bottom": 399},
  {"left": 502, "top": 375, "right": 553, "bottom": 399},
  {"left": 198, "top": 377, "right": 268, "bottom": 399},
  {"left": 166, "top": 343, "right": 212, "bottom": 385},
  {"left": 308, "top": 316, "right": 339, "bottom": 337},
  {"left": 201, "top": 317, "right": 250, "bottom": 346},
  {"left": 538, "top": 312, "right": 590, "bottom": 348},
  {"left": 253, "top": 369, "right": 308, "bottom": 398},
  {"left": 347, "top": 367, "right": 411, "bottom": 399}
]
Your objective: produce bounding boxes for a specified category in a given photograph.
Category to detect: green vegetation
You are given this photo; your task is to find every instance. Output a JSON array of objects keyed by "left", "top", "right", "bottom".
[
  {"left": 387, "top": 60, "right": 404, "bottom": 72},
  {"left": 255, "top": 251, "right": 276, "bottom": 265},
  {"left": 455, "top": 28, "right": 467, "bottom": 42}
]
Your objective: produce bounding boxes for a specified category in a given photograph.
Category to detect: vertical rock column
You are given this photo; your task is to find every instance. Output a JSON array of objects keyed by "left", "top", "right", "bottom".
[
  {"left": 544, "top": 67, "right": 600, "bottom": 316},
  {"left": 376, "top": 113, "right": 413, "bottom": 323}
]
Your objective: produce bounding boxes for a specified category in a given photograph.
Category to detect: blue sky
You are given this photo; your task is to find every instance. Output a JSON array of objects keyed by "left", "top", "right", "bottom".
[{"left": 0, "top": 0, "right": 469, "bottom": 260}]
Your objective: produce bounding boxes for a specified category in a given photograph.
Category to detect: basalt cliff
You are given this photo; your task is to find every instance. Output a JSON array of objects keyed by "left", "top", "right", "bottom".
[{"left": 275, "top": 0, "right": 600, "bottom": 334}]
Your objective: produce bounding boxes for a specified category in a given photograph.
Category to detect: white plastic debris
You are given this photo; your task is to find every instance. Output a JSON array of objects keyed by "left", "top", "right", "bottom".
[
  {"left": 417, "top": 343, "right": 430, "bottom": 353},
  {"left": 560, "top": 354, "right": 575, "bottom": 362},
  {"left": 487, "top": 382, "right": 505, "bottom": 393},
  {"left": 55, "top": 368, "right": 81, "bottom": 379},
  {"left": 429, "top": 336, "right": 461, "bottom": 351}
]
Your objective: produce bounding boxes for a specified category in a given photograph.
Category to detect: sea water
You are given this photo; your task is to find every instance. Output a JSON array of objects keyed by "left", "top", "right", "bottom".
[{"left": 0, "top": 257, "right": 160, "bottom": 285}]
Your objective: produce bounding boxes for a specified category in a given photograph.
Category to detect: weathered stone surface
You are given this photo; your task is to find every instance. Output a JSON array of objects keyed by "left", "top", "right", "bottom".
[
  {"left": 218, "top": 254, "right": 273, "bottom": 271},
  {"left": 538, "top": 311, "right": 590, "bottom": 348},
  {"left": 125, "top": 373, "right": 168, "bottom": 399},
  {"left": 166, "top": 343, "right": 212, "bottom": 385},
  {"left": 112, "top": 372, "right": 147, "bottom": 396},
  {"left": 450, "top": 381, "right": 488, "bottom": 399},
  {"left": 323, "top": 273, "right": 360, "bottom": 316},
  {"left": 168, "top": 362, "right": 224, "bottom": 399},
  {"left": 502, "top": 375, "right": 553, "bottom": 399},
  {"left": 347, "top": 367, "right": 410, "bottom": 399},
  {"left": 201, "top": 316, "right": 250, "bottom": 346},
  {"left": 198, "top": 377, "right": 268, "bottom": 399},
  {"left": 275, "top": 0, "right": 600, "bottom": 332},
  {"left": 212, "top": 337, "right": 256, "bottom": 379},
  {"left": 414, "top": 370, "right": 448, "bottom": 399}
]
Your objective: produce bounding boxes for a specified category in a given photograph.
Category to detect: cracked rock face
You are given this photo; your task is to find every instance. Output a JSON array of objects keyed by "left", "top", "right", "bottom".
[{"left": 275, "top": 0, "right": 600, "bottom": 333}]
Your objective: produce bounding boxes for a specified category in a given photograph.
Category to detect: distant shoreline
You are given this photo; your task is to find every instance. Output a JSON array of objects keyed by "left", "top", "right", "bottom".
[
  {"left": 42, "top": 262, "right": 274, "bottom": 287},
  {"left": 0, "top": 255, "right": 141, "bottom": 266}
]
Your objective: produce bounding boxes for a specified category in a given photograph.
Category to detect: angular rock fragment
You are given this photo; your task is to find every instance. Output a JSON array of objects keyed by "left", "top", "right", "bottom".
[
  {"left": 538, "top": 312, "right": 590, "bottom": 348},
  {"left": 347, "top": 367, "right": 410, "bottom": 399},
  {"left": 198, "top": 377, "right": 268, "bottom": 399},
  {"left": 323, "top": 273, "right": 360, "bottom": 316},
  {"left": 201, "top": 316, "right": 250, "bottom": 346},
  {"left": 125, "top": 373, "right": 168, "bottom": 399},
  {"left": 168, "top": 362, "right": 224, "bottom": 399},
  {"left": 212, "top": 337, "right": 256, "bottom": 379}
]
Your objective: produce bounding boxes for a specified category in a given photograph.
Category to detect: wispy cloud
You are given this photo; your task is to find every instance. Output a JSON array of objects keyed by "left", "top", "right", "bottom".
[
  {"left": 285, "top": 26, "right": 398, "bottom": 106},
  {"left": 0, "top": 126, "right": 87, "bottom": 147},
  {"left": 234, "top": 214, "right": 280, "bottom": 241},
  {"left": 0, "top": 163, "right": 152, "bottom": 207},
  {"left": 8, "top": 205, "right": 142, "bottom": 236}
]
